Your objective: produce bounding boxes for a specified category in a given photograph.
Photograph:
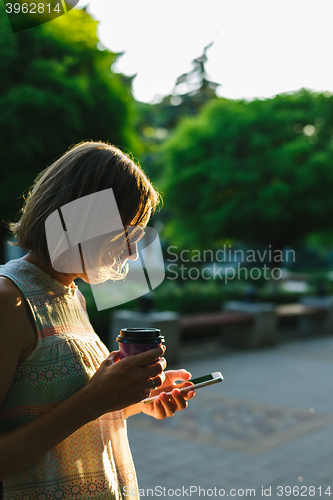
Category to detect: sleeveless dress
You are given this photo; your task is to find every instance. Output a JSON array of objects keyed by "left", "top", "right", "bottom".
[{"left": 0, "top": 259, "right": 139, "bottom": 500}]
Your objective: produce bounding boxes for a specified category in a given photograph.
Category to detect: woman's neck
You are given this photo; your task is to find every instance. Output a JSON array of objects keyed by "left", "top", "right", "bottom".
[{"left": 21, "top": 253, "right": 76, "bottom": 287}]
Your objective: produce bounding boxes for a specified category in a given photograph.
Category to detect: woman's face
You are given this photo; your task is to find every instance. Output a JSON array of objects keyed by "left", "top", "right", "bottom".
[
  {"left": 75, "top": 204, "right": 151, "bottom": 285},
  {"left": 78, "top": 225, "right": 146, "bottom": 285}
]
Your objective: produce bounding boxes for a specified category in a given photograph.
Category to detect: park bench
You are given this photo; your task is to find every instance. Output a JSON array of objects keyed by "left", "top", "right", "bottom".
[
  {"left": 180, "top": 308, "right": 270, "bottom": 349},
  {"left": 276, "top": 303, "right": 328, "bottom": 337},
  {"left": 276, "top": 303, "right": 327, "bottom": 319},
  {"left": 180, "top": 311, "right": 254, "bottom": 338},
  {"left": 179, "top": 303, "right": 331, "bottom": 347}
]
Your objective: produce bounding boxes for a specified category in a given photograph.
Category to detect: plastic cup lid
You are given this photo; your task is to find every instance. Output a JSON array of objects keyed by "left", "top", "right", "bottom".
[{"left": 116, "top": 327, "right": 165, "bottom": 343}]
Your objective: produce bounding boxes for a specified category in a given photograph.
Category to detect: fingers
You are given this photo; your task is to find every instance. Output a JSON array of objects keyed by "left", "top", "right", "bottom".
[
  {"left": 104, "top": 351, "right": 121, "bottom": 366},
  {"left": 160, "top": 357, "right": 167, "bottom": 371},
  {"left": 127, "top": 345, "right": 165, "bottom": 367},
  {"left": 148, "top": 371, "right": 166, "bottom": 392},
  {"left": 154, "top": 388, "right": 193, "bottom": 417},
  {"left": 158, "top": 392, "right": 178, "bottom": 417},
  {"left": 164, "top": 369, "right": 192, "bottom": 382},
  {"left": 142, "top": 356, "right": 167, "bottom": 380},
  {"left": 172, "top": 380, "right": 194, "bottom": 390},
  {"left": 182, "top": 389, "right": 195, "bottom": 400},
  {"left": 169, "top": 389, "right": 188, "bottom": 410},
  {"left": 140, "top": 357, "right": 167, "bottom": 395},
  {"left": 103, "top": 347, "right": 167, "bottom": 399}
]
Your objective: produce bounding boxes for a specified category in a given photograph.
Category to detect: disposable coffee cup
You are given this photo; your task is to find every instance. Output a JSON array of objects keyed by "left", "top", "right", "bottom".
[{"left": 116, "top": 328, "right": 165, "bottom": 360}]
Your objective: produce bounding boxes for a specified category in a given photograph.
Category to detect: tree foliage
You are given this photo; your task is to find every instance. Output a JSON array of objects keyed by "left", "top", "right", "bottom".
[
  {"left": 0, "top": 5, "right": 135, "bottom": 261},
  {"left": 162, "top": 89, "right": 333, "bottom": 251},
  {"left": 133, "top": 42, "right": 219, "bottom": 183}
]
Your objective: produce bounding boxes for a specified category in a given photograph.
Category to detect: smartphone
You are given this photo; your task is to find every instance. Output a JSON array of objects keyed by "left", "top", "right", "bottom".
[{"left": 141, "top": 371, "right": 223, "bottom": 404}]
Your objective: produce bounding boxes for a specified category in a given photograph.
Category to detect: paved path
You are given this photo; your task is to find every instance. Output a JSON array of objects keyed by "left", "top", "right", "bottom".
[{"left": 126, "top": 336, "right": 333, "bottom": 499}]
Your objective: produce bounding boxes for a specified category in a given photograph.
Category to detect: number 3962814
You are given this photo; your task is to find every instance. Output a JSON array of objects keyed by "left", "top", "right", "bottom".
[{"left": 5, "top": 3, "right": 62, "bottom": 14}]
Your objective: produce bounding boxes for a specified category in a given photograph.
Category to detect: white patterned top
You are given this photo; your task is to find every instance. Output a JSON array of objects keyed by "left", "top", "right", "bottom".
[{"left": 0, "top": 259, "right": 139, "bottom": 500}]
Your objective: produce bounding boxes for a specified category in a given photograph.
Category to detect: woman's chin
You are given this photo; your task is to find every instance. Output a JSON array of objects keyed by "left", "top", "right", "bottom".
[
  {"left": 83, "top": 261, "right": 129, "bottom": 285},
  {"left": 82, "top": 270, "right": 108, "bottom": 285}
]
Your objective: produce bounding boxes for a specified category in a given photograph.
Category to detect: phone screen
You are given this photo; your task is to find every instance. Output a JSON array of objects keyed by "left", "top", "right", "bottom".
[{"left": 188, "top": 374, "right": 215, "bottom": 385}]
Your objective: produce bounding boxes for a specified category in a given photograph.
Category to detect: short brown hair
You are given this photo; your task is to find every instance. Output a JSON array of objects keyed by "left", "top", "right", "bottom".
[{"left": 10, "top": 141, "right": 161, "bottom": 265}]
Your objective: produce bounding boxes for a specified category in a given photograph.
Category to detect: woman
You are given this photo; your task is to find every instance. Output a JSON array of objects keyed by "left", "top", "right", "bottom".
[{"left": 0, "top": 141, "right": 194, "bottom": 500}]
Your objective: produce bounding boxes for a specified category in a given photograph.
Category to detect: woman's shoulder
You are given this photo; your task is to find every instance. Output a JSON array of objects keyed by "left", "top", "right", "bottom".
[
  {"left": 0, "top": 276, "right": 22, "bottom": 308},
  {"left": 0, "top": 278, "right": 38, "bottom": 409},
  {"left": 0, "top": 278, "right": 31, "bottom": 405},
  {"left": 0, "top": 277, "right": 29, "bottom": 337},
  {"left": 0, "top": 277, "right": 37, "bottom": 359}
]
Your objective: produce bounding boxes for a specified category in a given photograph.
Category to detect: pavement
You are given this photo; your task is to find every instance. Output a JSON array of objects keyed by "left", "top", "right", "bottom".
[{"left": 126, "top": 333, "right": 333, "bottom": 500}]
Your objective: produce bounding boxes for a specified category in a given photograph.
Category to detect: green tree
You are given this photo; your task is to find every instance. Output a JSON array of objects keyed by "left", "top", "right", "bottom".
[
  {"left": 133, "top": 42, "right": 220, "bottom": 184},
  {"left": 162, "top": 89, "right": 333, "bottom": 252},
  {"left": 171, "top": 41, "right": 220, "bottom": 117},
  {"left": 0, "top": 5, "right": 136, "bottom": 263}
]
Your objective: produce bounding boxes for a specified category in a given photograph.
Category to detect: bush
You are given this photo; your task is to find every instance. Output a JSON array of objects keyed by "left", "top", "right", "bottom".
[{"left": 153, "top": 279, "right": 245, "bottom": 313}]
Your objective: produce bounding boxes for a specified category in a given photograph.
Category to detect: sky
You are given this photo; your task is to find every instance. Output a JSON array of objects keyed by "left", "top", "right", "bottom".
[{"left": 85, "top": 0, "right": 333, "bottom": 104}]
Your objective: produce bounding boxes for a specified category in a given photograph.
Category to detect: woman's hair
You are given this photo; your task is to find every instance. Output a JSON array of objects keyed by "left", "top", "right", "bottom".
[{"left": 10, "top": 141, "right": 161, "bottom": 279}]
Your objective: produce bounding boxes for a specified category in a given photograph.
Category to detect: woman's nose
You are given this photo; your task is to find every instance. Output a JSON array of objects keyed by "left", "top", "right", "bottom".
[{"left": 124, "top": 243, "right": 139, "bottom": 261}]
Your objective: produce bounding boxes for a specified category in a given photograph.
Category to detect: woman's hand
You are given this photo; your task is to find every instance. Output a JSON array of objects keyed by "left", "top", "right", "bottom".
[
  {"left": 125, "top": 369, "right": 195, "bottom": 420},
  {"left": 84, "top": 346, "right": 166, "bottom": 419}
]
